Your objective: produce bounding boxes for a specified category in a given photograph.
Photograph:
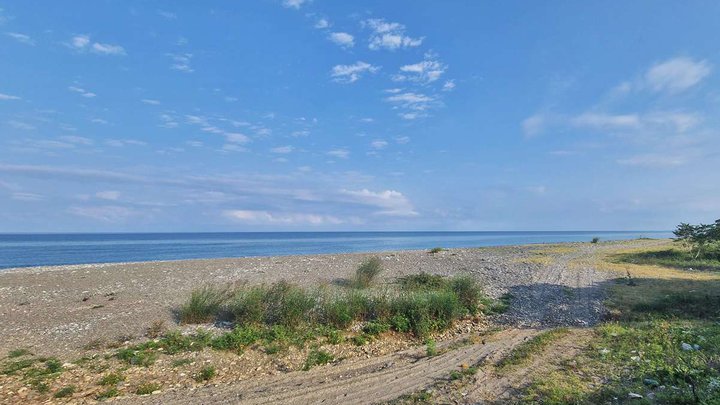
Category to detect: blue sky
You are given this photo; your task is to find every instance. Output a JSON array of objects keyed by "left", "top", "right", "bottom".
[{"left": 1, "top": 1, "right": 719, "bottom": 232}]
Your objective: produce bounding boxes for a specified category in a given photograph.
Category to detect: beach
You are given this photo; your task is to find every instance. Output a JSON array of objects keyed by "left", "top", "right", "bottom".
[{"left": 0, "top": 239, "right": 668, "bottom": 403}]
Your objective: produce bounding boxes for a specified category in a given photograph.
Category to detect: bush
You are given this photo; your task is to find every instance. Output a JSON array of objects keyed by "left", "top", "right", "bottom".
[
  {"left": 136, "top": 383, "right": 161, "bottom": 395},
  {"left": 353, "top": 257, "right": 383, "bottom": 288},
  {"left": 429, "top": 247, "right": 444, "bottom": 254},
  {"left": 426, "top": 338, "right": 437, "bottom": 356},
  {"left": 179, "top": 286, "right": 231, "bottom": 324},
  {"left": 449, "top": 276, "right": 482, "bottom": 314},
  {"left": 397, "top": 272, "right": 447, "bottom": 291},
  {"left": 99, "top": 372, "right": 124, "bottom": 386},
  {"left": 303, "top": 348, "right": 334, "bottom": 370},
  {"left": 54, "top": 386, "right": 76, "bottom": 398},
  {"left": 195, "top": 365, "right": 216, "bottom": 382},
  {"left": 591, "top": 237, "right": 600, "bottom": 244}
]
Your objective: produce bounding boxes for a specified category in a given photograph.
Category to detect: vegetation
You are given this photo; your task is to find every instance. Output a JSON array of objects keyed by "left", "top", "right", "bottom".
[
  {"left": 428, "top": 247, "right": 444, "bottom": 254},
  {"left": 303, "top": 348, "right": 334, "bottom": 370},
  {"left": 53, "top": 385, "right": 76, "bottom": 398},
  {"left": 99, "top": 371, "right": 124, "bottom": 386},
  {"left": 352, "top": 257, "right": 383, "bottom": 288},
  {"left": 673, "top": 219, "right": 720, "bottom": 259},
  {"left": 8, "top": 348, "right": 32, "bottom": 358},
  {"left": 195, "top": 365, "right": 216, "bottom": 382},
  {"left": 96, "top": 387, "right": 119, "bottom": 400},
  {"left": 425, "top": 338, "right": 437, "bottom": 357},
  {"left": 136, "top": 382, "right": 161, "bottom": 395},
  {"left": 614, "top": 246, "right": 720, "bottom": 271},
  {"left": 496, "top": 328, "right": 569, "bottom": 369},
  {"left": 590, "top": 237, "right": 600, "bottom": 244},
  {"left": 178, "top": 285, "right": 232, "bottom": 324}
]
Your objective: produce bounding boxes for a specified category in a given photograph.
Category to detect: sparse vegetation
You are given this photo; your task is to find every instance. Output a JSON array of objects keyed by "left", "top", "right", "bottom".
[
  {"left": 99, "top": 371, "right": 124, "bottom": 386},
  {"left": 8, "top": 348, "right": 32, "bottom": 358},
  {"left": 429, "top": 247, "right": 444, "bottom": 254},
  {"left": 302, "top": 348, "right": 334, "bottom": 370},
  {"left": 178, "top": 285, "right": 232, "bottom": 324},
  {"left": 146, "top": 320, "right": 167, "bottom": 338},
  {"left": 425, "top": 338, "right": 437, "bottom": 356},
  {"left": 136, "top": 382, "right": 161, "bottom": 395},
  {"left": 496, "top": 328, "right": 569, "bottom": 369},
  {"left": 96, "top": 387, "right": 119, "bottom": 400},
  {"left": 352, "top": 257, "right": 383, "bottom": 288},
  {"left": 195, "top": 365, "right": 216, "bottom": 382},
  {"left": 590, "top": 237, "right": 600, "bottom": 244},
  {"left": 53, "top": 385, "right": 76, "bottom": 398}
]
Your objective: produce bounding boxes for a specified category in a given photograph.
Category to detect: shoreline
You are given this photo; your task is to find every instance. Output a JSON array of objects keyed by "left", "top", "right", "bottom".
[{"left": 0, "top": 237, "right": 671, "bottom": 273}]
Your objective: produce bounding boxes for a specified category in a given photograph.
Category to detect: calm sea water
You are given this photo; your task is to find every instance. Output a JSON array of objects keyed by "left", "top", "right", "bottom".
[{"left": 0, "top": 231, "right": 671, "bottom": 269}]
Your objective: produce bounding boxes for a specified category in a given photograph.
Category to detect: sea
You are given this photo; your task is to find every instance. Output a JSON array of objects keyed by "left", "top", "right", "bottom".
[{"left": 0, "top": 231, "right": 672, "bottom": 269}]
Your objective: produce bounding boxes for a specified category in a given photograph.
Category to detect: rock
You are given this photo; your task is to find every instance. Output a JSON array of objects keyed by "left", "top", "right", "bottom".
[
  {"left": 644, "top": 378, "right": 660, "bottom": 387},
  {"left": 628, "top": 392, "right": 643, "bottom": 399},
  {"left": 681, "top": 342, "right": 697, "bottom": 351}
]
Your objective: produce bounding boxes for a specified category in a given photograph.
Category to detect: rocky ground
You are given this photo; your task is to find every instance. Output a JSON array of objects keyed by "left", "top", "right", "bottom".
[{"left": 0, "top": 239, "right": 669, "bottom": 404}]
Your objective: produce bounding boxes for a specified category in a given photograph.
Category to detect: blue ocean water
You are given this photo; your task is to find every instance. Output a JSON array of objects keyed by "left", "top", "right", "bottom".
[{"left": 0, "top": 231, "right": 671, "bottom": 269}]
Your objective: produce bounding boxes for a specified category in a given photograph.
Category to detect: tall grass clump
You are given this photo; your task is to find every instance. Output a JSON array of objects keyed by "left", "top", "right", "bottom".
[
  {"left": 179, "top": 285, "right": 231, "bottom": 324},
  {"left": 228, "top": 281, "right": 317, "bottom": 328},
  {"left": 352, "top": 257, "right": 383, "bottom": 288}
]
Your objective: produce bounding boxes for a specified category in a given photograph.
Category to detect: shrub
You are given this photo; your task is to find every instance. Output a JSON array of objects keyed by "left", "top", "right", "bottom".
[
  {"left": 303, "top": 348, "right": 334, "bottom": 370},
  {"left": 99, "top": 372, "right": 124, "bottom": 386},
  {"left": 264, "top": 281, "right": 317, "bottom": 327},
  {"left": 449, "top": 276, "right": 482, "bottom": 314},
  {"left": 591, "top": 237, "right": 600, "bottom": 244},
  {"left": 54, "top": 386, "right": 76, "bottom": 398},
  {"left": 179, "top": 286, "right": 231, "bottom": 324},
  {"left": 195, "top": 365, "right": 216, "bottom": 382},
  {"left": 228, "top": 286, "right": 267, "bottom": 325},
  {"left": 136, "top": 383, "right": 160, "bottom": 395},
  {"left": 363, "top": 321, "right": 390, "bottom": 336},
  {"left": 429, "top": 247, "right": 444, "bottom": 254},
  {"left": 390, "top": 314, "right": 411, "bottom": 333},
  {"left": 353, "top": 257, "right": 383, "bottom": 288},
  {"left": 8, "top": 348, "right": 31, "bottom": 358},
  {"left": 210, "top": 326, "right": 261, "bottom": 352},
  {"left": 96, "top": 387, "right": 119, "bottom": 400},
  {"left": 397, "top": 272, "right": 447, "bottom": 291},
  {"left": 426, "top": 339, "right": 437, "bottom": 356}
]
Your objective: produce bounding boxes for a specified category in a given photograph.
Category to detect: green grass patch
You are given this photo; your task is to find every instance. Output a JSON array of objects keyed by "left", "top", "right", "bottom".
[
  {"left": 195, "top": 365, "right": 216, "bottom": 382},
  {"left": 303, "top": 348, "right": 334, "bottom": 370},
  {"left": 53, "top": 385, "right": 76, "bottom": 398},
  {"left": 178, "top": 285, "right": 231, "bottom": 324},
  {"left": 496, "top": 328, "right": 570, "bottom": 370},
  {"left": 8, "top": 348, "right": 32, "bottom": 358},
  {"left": 613, "top": 247, "right": 720, "bottom": 271},
  {"left": 99, "top": 371, "right": 124, "bottom": 386},
  {"left": 96, "top": 387, "right": 119, "bottom": 400},
  {"left": 428, "top": 247, "right": 445, "bottom": 254},
  {"left": 425, "top": 338, "right": 437, "bottom": 357},
  {"left": 135, "top": 382, "right": 161, "bottom": 395}
]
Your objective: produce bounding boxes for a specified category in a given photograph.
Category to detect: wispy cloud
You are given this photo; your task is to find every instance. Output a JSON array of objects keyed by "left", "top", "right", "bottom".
[
  {"left": 0, "top": 92, "right": 21, "bottom": 100},
  {"left": 644, "top": 57, "right": 711, "bottom": 94},
  {"left": 384, "top": 92, "right": 437, "bottom": 119},
  {"left": 157, "top": 10, "right": 177, "bottom": 19},
  {"left": 224, "top": 209, "right": 344, "bottom": 225},
  {"left": 314, "top": 18, "right": 329, "bottom": 29},
  {"left": 327, "top": 149, "right": 349, "bottom": 159},
  {"left": 141, "top": 99, "right": 161, "bottom": 105},
  {"left": 68, "top": 34, "right": 125, "bottom": 55},
  {"left": 370, "top": 140, "right": 387, "bottom": 149},
  {"left": 282, "top": 0, "right": 310, "bottom": 9},
  {"left": 328, "top": 32, "right": 354, "bottom": 48},
  {"left": 393, "top": 54, "right": 446, "bottom": 84},
  {"left": 339, "top": 189, "right": 417, "bottom": 217},
  {"left": 331, "top": 61, "right": 379, "bottom": 83},
  {"left": 168, "top": 53, "right": 193, "bottom": 73},
  {"left": 364, "top": 18, "right": 423, "bottom": 51},
  {"left": 68, "top": 86, "right": 96, "bottom": 98},
  {"left": 6, "top": 32, "right": 34, "bottom": 45},
  {"left": 271, "top": 145, "right": 294, "bottom": 154}
]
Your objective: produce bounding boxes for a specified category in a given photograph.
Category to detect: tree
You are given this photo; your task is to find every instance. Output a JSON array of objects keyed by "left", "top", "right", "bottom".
[{"left": 673, "top": 219, "right": 720, "bottom": 259}]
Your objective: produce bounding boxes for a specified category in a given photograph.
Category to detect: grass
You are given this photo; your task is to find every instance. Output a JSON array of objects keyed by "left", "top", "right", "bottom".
[
  {"left": 523, "top": 243, "right": 720, "bottom": 404},
  {"left": 352, "top": 257, "right": 383, "bottom": 288},
  {"left": 178, "top": 285, "right": 231, "bottom": 324},
  {"left": 496, "top": 328, "right": 570, "bottom": 370},
  {"left": 136, "top": 382, "right": 161, "bottom": 395},
  {"left": 195, "top": 365, "right": 216, "bottom": 382},
  {"left": 428, "top": 247, "right": 444, "bottom": 254},
  {"left": 8, "top": 348, "right": 32, "bottom": 358},
  {"left": 303, "top": 348, "right": 334, "bottom": 370},
  {"left": 96, "top": 387, "right": 119, "bottom": 400},
  {"left": 99, "top": 371, "right": 124, "bottom": 386},
  {"left": 425, "top": 338, "right": 437, "bottom": 356},
  {"left": 177, "top": 273, "right": 494, "bottom": 340},
  {"left": 613, "top": 245, "right": 720, "bottom": 271}
]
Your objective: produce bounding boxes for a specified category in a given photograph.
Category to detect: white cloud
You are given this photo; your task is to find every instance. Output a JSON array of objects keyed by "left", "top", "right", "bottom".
[
  {"left": 394, "top": 55, "right": 446, "bottom": 83},
  {"left": 340, "top": 189, "right": 418, "bottom": 217},
  {"left": 314, "top": 18, "right": 329, "bottom": 29},
  {"left": 370, "top": 140, "right": 388, "bottom": 149},
  {"left": 0, "top": 92, "right": 21, "bottom": 100},
  {"left": 364, "top": 18, "right": 423, "bottom": 51},
  {"left": 91, "top": 118, "right": 108, "bottom": 124},
  {"left": 96, "top": 190, "right": 120, "bottom": 200},
  {"left": 106, "top": 139, "right": 146, "bottom": 147},
  {"left": 224, "top": 210, "right": 343, "bottom": 225},
  {"left": 141, "top": 99, "right": 161, "bottom": 105},
  {"left": 8, "top": 120, "right": 35, "bottom": 130},
  {"left": 225, "top": 133, "right": 250, "bottom": 144},
  {"left": 91, "top": 42, "right": 126, "bottom": 55},
  {"left": 645, "top": 57, "right": 711, "bottom": 94},
  {"left": 282, "top": 0, "right": 309, "bottom": 9},
  {"left": 271, "top": 145, "right": 294, "bottom": 154},
  {"left": 168, "top": 53, "right": 193, "bottom": 73},
  {"left": 327, "top": 149, "right": 349, "bottom": 159},
  {"left": 385, "top": 92, "right": 436, "bottom": 119},
  {"left": 442, "top": 80, "right": 456, "bottom": 91},
  {"left": 331, "top": 61, "right": 379, "bottom": 83},
  {"left": 11, "top": 192, "right": 43, "bottom": 201},
  {"left": 68, "top": 86, "right": 96, "bottom": 98},
  {"left": 328, "top": 32, "right": 354, "bottom": 48},
  {"left": 158, "top": 10, "right": 177, "bottom": 19},
  {"left": 570, "top": 113, "right": 641, "bottom": 130},
  {"left": 617, "top": 154, "right": 686, "bottom": 168},
  {"left": 291, "top": 130, "right": 310, "bottom": 137},
  {"left": 395, "top": 136, "right": 410, "bottom": 144},
  {"left": 59, "top": 135, "right": 93, "bottom": 145},
  {"left": 68, "top": 35, "right": 125, "bottom": 55},
  {"left": 6, "top": 32, "right": 34, "bottom": 45}
]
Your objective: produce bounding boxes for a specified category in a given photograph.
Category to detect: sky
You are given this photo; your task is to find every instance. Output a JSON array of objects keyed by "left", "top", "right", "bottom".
[{"left": 0, "top": 1, "right": 719, "bottom": 232}]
